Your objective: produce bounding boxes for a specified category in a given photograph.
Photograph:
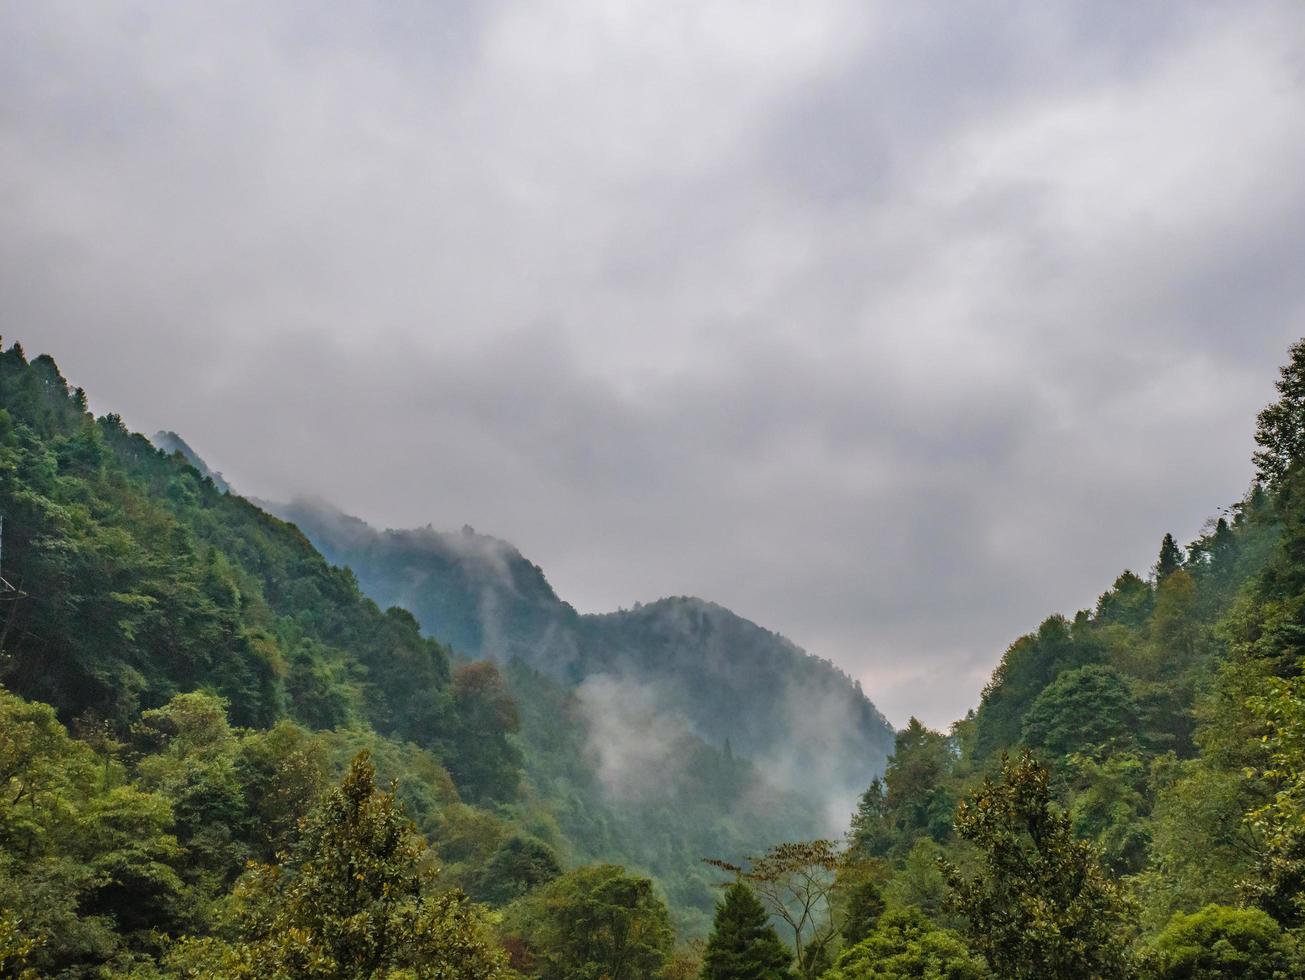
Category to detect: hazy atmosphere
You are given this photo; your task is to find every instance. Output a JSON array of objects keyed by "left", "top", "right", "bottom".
[{"left": 4, "top": 1, "right": 1304, "bottom": 727}]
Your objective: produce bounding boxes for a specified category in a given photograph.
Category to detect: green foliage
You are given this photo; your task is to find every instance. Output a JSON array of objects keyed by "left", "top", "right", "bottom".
[
  {"left": 1155, "top": 533, "right": 1184, "bottom": 580},
  {"left": 0, "top": 345, "right": 518, "bottom": 806},
  {"left": 881, "top": 839, "right": 951, "bottom": 927},
  {"left": 1020, "top": 665, "right": 1139, "bottom": 761},
  {"left": 707, "top": 841, "right": 848, "bottom": 979},
  {"left": 0, "top": 906, "right": 41, "bottom": 976},
  {"left": 700, "top": 881, "right": 795, "bottom": 980},
  {"left": 882, "top": 720, "right": 955, "bottom": 849},
  {"left": 1146, "top": 904, "right": 1293, "bottom": 980},
  {"left": 942, "top": 753, "right": 1134, "bottom": 979},
  {"left": 443, "top": 661, "right": 523, "bottom": 805},
  {"left": 1065, "top": 752, "right": 1151, "bottom": 876},
  {"left": 1095, "top": 570, "right": 1155, "bottom": 629},
  {"left": 1254, "top": 337, "right": 1305, "bottom": 489},
  {"left": 1137, "top": 757, "right": 1261, "bottom": 932},
  {"left": 822, "top": 907, "right": 988, "bottom": 980},
  {"left": 847, "top": 778, "right": 891, "bottom": 859},
  {"left": 840, "top": 878, "right": 885, "bottom": 947},
  {"left": 972, "top": 615, "right": 1098, "bottom": 761},
  {"left": 1245, "top": 672, "right": 1305, "bottom": 925},
  {"left": 507, "top": 863, "right": 674, "bottom": 980},
  {"left": 169, "top": 751, "right": 507, "bottom": 978},
  {"left": 844, "top": 719, "right": 955, "bottom": 868},
  {"left": 467, "top": 834, "right": 562, "bottom": 906},
  {"left": 0, "top": 685, "right": 185, "bottom": 974}
]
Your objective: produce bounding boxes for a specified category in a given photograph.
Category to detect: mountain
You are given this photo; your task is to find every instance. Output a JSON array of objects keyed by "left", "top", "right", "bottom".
[
  {"left": 271, "top": 497, "right": 896, "bottom": 816},
  {"left": 7, "top": 333, "right": 1305, "bottom": 976},
  {"left": 153, "top": 429, "right": 232, "bottom": 493},
  {"left": 0, "top": 342, "right": 831, "bottom": 949}
]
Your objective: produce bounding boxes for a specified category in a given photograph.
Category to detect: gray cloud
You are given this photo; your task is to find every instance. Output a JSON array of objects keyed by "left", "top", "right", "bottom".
[{"left": 3, "top": 0, "right": 1304, "bottom": 727}]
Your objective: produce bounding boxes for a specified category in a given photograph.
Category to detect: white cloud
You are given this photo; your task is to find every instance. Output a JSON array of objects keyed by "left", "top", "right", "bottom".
[{"left": 2, "top": 0, "right": 1303, "bottom": 727}]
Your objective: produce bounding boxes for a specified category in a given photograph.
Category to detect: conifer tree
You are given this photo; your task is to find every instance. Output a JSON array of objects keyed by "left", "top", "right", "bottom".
[
  {"left": 1155, "top": 532, "right": 1183, "bottom": 580},
  {"left": 701, "top": 882, "right": 795, "bottom": 980},
  {"left": 841, "top": 879, "right": 885, "bottom": 946},
  {"left": 1254, "top": 337, "right": 1305, "bottom": 488},
  {"left": 848, "top": 778, "right": 890, "bottom": 858}
]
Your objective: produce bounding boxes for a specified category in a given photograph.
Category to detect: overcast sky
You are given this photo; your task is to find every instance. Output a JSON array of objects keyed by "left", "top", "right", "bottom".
[{"left": 3, "top": 2, "right": 1304, "bottom": 727}]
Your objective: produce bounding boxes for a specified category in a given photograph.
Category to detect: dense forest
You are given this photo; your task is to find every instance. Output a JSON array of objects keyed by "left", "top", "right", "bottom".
[{"left": 4, "top": 335, "right": 1305, "bottom": 977}]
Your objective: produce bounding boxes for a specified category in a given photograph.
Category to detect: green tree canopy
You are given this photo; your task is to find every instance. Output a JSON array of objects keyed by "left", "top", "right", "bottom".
[
  {"left": 883, "top": 718, "right": 956, "bottom": 848},
  {"left": 1020, "top": 665, "right": 1139, "bottom": 760},
  {"left": 1254, "top": 337, "right": 1305, "bottom": 488},
  {"left": 848, "top": 778, "right": 891, "bottom": 859},
  {"left": 823, "top": 907, "right": 988, "bottom": 980},
  {"left": 511, "top": 863, "right": 674, "bottom": 980},
  {"left": 468, "top": 834, "right": 561, "bottom": 906},
  {"left": 1147, "top": 904, "right": 1293, "bottom": 980},
  {"left": 169, "top": 751, "right": 506, "bottom": 978},
  {"left": 1154, "top": 533, "right": 1184, "bottom": 580},
  {"left": 840, "top": 878, "right": 886, "bottom": 947},
  {"left": 942, "top": 752, "right": 1134, "bottom": 979}
]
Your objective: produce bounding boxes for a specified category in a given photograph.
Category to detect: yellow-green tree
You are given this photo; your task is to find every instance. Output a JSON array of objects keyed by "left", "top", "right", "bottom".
[
  {"left": 169, "top": 751, "right": 506, "bottom": 978},
  {"left": 942, "top": 752, "right": 1134, "bottom": 979}
]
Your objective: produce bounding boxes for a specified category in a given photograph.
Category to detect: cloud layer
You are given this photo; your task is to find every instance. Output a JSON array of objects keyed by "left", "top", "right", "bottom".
[{"left": 3, "top": 1, "right": 1304, "bottom": 725}]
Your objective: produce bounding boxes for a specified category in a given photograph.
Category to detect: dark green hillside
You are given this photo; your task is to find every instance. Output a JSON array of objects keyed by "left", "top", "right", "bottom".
[
  {"left": 152, "top": 430, "right": 231, "bottom": 494},
  {"left": 0, "top": 342, "right": 518, "bottom": 804},
  {"left": 835, "top": 342, "right": 1305, "bottom": 976}
]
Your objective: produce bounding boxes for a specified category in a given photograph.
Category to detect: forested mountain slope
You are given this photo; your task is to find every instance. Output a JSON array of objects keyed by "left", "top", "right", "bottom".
[
  {"left": 0, "top": 340, "right": 821, "bottom": 973},
  {"left": 12, "top": 334, "right": 1305, "bottom": 977},
  {"left": 273, "top": 498, "right": 895, "bottom": 811},
  {"left": 831, "top": 341, "right": 1305, "bottom": 976}
]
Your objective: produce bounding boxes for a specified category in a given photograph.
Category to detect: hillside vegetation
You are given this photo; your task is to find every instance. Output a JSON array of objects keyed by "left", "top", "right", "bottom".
[
  {"left": 6, "top": 336, "right": 1305, "bottom": 977},
  {"left": 828, "top": 340, "right": 1305, "bottom": 976},
  {"left": 0, "top": 340, "right": 827, "bottom": 975}
]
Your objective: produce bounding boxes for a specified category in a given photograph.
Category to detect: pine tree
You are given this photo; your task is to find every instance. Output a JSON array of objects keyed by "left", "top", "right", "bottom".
[
  {"left": 1254, "top": 337, "right": 1305, "bottom": 488},
  {"left": 1155, "top": 533, "right": 1183, "bottom": 580},
  {"left": 848, "top": 778, "right": 890, "bottom": 858},
  {"left": 701, "top": 882, "right": 795, "bottom": 980}
]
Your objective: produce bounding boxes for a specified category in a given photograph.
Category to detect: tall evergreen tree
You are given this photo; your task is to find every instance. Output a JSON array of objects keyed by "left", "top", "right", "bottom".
[
  {"left": 1254, "top": 337, "right": 1305, "bottom": 488},
  {"left": 841, "top": 879, "right": 886, "bottom": 946},
  {"left": 848, "top": 778, "right": 890, "bottom": 858},
  {"left": 1155, "top": 532, "right": 1183, "bottom": 580},
  {"left": 701, "top": 882, "right": 795, "bottom": 980}
]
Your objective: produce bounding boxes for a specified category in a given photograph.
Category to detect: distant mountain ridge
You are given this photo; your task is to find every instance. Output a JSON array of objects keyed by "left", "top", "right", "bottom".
[
  {"left": 154, "top": 429, "right": 232, "bottom": 493},
  {"left": 272, "top": 496, "right": 895, "bottom": 813}
]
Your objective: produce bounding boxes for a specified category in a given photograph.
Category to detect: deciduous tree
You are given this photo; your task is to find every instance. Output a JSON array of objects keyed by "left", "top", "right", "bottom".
[{"left": 942, "top": 752, "right": 1134, "bottom": 979}]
